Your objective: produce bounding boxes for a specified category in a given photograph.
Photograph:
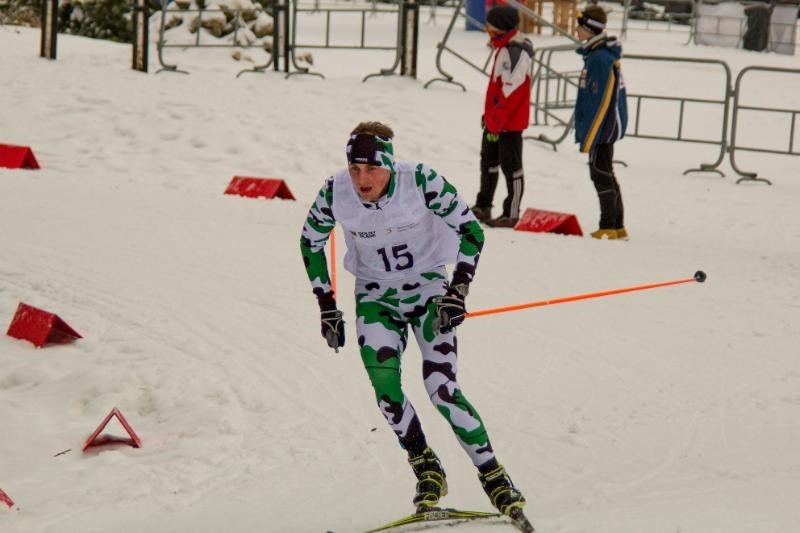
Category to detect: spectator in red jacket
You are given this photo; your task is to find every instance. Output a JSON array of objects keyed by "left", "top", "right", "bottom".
[{"left": 471, "top": 6, "right": 534, "bottom": 228}]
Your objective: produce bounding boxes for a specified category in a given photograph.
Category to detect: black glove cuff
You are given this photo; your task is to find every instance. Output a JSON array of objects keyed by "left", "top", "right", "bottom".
[
  {"left": 315, "top": 290, "right": 338, "bottom": 312},
  {"left": 447, "top": 283, "right": 469, "bottom": 299}
]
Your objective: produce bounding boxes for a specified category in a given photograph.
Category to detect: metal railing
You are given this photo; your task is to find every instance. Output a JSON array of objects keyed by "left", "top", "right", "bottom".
[
  {"left": 617, "top": 0, "right": 695, "bottom": 43},
  {"left": 423, "top": 0, "right": 575, "bottom": 91},
  {"left": 527, "top": 53, "right": 733, "bottom": 179},
  {"left": 729, "top": 66, "right": 800, "bottom": 184},
  {"left": 422, "top": 0, "right": 492, "bottom": 90},
  {"left": 529, "top": 53, "right": 800, "bottom": 184},
  {"left": 155, "top": 3, "right": 279, "bottom": 75},
  {"left": 285, "top": 0, "right": 404, "bottom": 80},
  {"left": 625, "top": 54, "right": 732, "bottom": 176}
]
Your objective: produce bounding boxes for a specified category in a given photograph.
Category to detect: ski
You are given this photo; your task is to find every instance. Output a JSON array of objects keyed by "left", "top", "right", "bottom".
[
  {"left": 364, "top": 507, "right": 502, "bottom": 532},
  {"left": 508, "top": 506, "right": 535, "bottom": 532}
]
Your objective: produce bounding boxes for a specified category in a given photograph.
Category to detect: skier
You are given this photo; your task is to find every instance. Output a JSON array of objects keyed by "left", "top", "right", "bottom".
[{"left": 300, "top": 121, "right": 529, "bottom": 520}]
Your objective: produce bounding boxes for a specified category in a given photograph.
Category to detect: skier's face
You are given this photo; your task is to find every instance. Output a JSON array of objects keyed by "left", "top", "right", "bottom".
[
  {"left": 349, "top": 163, "right": 391, "bottom": 202},
  {"left": 576, "top": 26, "right": 593, "bottom": 42}
]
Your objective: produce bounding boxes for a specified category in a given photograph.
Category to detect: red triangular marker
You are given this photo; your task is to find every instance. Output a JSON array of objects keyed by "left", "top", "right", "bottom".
[
  {"left": 514, "top": 208, "right": 583, "bottom": 236},
  {"left": 0, "top": 143, "right": 40, "bottom": 169},
  {"left": 224, "top": 176, "right": 295, "bottom": 200},
  {"left": 83, "top": 407, "right": 142, "bottom": 451},
  {"left": 0, "top": 488, "right": 13, "bottom": 508},
  {"left": 6, "top": 302, "right": 82, "bottom": 348}
]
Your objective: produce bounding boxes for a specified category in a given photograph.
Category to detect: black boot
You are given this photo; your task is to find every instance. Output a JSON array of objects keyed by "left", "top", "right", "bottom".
[
  {"left": 471, "top": 205, "right": 492, "bottom": 222},
  {"left": 408, "top": 448, "right": 448, "bottom": 511},
  {"left": 478, "top": 464, "right": 525, "bottom": 516}
]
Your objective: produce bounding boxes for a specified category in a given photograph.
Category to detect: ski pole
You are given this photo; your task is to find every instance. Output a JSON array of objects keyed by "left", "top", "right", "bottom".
[
  {"left": 328, "top": 230, "right": 339, "bottom": 353},
  {"left": 466, "top": 270, "right": 707, "bottom": 319},
  {"left": 330, "top": 229, "right": 337, "bottom": 296}
]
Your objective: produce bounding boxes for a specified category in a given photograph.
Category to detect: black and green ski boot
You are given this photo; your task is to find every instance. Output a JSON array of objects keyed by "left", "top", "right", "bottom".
[
  {"left": 408, "top": 447, "right": 448, "bottom": 511},
  {"left": 478, "top": 463, "right": 526, "bottom": 516}
]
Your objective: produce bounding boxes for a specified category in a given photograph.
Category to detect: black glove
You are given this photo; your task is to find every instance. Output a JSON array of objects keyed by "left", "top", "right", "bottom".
[
  {"left": 317, "top": 290, "right": 345, "bottom": 352},
  {"left": 432, "top": 284, "right": 468, "bottom": 334},
  {"left": 320, "top": 309, "right": 345, "bottom": 352}
]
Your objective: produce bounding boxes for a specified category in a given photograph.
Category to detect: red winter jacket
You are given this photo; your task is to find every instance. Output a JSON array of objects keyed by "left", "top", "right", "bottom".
[{"left": 483, "top": 30, "right": 534, "bottom": 134}]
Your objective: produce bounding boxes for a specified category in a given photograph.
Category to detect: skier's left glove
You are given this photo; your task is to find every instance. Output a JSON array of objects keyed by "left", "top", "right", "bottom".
[{"left": 432, "top": 284, "right": 468, "bottom": 334}]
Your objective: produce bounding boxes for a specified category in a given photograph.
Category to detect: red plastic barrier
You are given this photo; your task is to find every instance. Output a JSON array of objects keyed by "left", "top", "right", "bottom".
[
  {"left": 6, "top": 302, "right": 82, "bottom": 348},
  {"left": 0, "top": 143, "right": 40, "bottom": 169},
  {"left": 83, "top": 407, "right": 142, "bottom": 451},
  {"left": 514, "top": 208, "right": 583, "bottom": 236},
  {"left": 224, "top": 176, "right": 295, "bottom": 200},
  {"left": 0, "top": 488, "right": 13, "bottom": 509}
]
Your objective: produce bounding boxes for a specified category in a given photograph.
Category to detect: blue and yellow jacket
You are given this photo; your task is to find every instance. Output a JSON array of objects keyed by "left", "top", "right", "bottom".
[{"left": 574, "top": 34, "right": 628, "bottom": 154}]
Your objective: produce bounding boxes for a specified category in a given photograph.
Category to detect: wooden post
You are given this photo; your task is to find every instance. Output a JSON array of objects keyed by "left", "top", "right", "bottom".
[
  {"left": 131, "top": 0, "right": 149, "bottom": 72},
  {"left": 518, "top": 0, "right": 541, "bottom": 34},
  {"left": 552, "top": 0, "right": 577, "bottom": 34},
  {"left": 401, "top": 0, "right": 419, "bottom": 78},
  {"left": 40, "top": 0, "right": 58, "bottom": 59}
]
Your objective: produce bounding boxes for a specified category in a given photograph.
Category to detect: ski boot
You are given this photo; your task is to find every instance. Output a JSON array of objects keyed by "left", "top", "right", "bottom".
[
  {"left": 408, "top": 447, "right": 448, "bottom": 511},
  {"left": 478, "top": 464, "right": 526, "bottom": 516}
]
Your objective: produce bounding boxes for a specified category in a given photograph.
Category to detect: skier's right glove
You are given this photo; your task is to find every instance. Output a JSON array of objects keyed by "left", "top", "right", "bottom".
[
  {"left": 320, "top": 309, "right": 345, "bottom": 352},
  {"left": 485, "top": 132, "right": 500, "bottom": 143},
  {"left": 317, "top": 290, "right": 345, "bottom": 352}
]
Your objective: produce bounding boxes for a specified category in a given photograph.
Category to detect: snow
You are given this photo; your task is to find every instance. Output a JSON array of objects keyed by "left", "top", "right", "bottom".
[{"left": 1, "top": 7, "right": 799, "bottom": 533}]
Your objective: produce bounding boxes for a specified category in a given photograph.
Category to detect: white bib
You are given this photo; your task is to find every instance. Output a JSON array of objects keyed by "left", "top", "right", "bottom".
[{"left": 331, "top": 161, "right": 459, "bottom": 281}]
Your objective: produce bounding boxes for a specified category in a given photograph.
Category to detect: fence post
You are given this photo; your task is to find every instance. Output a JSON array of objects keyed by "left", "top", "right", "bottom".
[
  {"left": 40, "top": 0, "right": 58, "bottom": 60},
  {"left": 132, "top": 0, "right": 149, "bottom": 72},
  {"left": 279, "top": 0, "right": 290, "bottom": 73},
  {"left": 401, "top": 0, "right": 419, "bottom": 77}
]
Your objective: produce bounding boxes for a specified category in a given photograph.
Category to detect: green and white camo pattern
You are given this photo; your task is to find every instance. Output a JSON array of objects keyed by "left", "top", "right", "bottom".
[{"left": 300, "top": 162, "right": 493, "bottom": 465}]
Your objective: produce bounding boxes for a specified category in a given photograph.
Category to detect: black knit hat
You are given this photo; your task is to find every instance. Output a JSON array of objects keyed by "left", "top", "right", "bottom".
[{"left": 486, "top": 6, "right": 518, "bottom": 32}]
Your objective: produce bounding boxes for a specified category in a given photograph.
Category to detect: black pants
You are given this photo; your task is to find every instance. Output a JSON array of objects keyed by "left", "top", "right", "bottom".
[
  {"left": 590, "top": 143, "right": 624, "bottom": 229},
  {"left": 475, "top": 130, "right": 524, "bottom": 219}
]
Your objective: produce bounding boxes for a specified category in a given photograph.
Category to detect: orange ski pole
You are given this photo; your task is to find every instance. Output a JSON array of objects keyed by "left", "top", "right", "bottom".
[
  {"left": 466, "top": 271, "right": 707, "bottom": 319},
  {"left": 330, "top": 229, "right": 337, "bottom": 296}
]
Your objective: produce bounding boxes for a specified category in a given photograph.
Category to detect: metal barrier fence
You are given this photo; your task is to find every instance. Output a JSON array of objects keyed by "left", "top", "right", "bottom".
[
  {"left": 285, "top": 0, "right": 404, "bottom": 80},
  {"left": 154, "top": 0, "right": 406, "bottom": 80},
  {"left": 529, "top": 43, "right": 580, "bottom": 128},
  {"left": 155, "top": 2, "right": 280, "bottom": 75},
  {"left": 423, "top": 0, "right": 573, "bottom": 91},
  {"left": 694, "top": 0, "right": 800, "bottom": 54},
  {"left": 527, "top": 51, "right": 733, "bottom": 177},
  {"left": 533, "top": 54, "right": 799, "bottom": 184},
  {"left": 422, "top": 0, "right": 492, "bottom": 90},
  {"left": 730, "top": 66, "right": 800, "bottom": 184},
  {"left": 424, "top": 4, "right": 797, "bottom": 184},
  {"left": 625, "top": 54, "right": 732, "bottom": 176},
  {"left": 616, "top": 0, "right": 695, "bottom": 42}
]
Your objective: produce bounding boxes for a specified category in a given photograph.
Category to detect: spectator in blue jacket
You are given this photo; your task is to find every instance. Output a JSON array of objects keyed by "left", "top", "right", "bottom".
[{"left": 574, "top": 5, "right": 629, "bottom": 240}]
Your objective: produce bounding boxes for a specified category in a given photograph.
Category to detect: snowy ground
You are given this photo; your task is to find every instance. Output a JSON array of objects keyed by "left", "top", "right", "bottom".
[{"left": 1, "top": 6, "right": 799, "bottom": 533}]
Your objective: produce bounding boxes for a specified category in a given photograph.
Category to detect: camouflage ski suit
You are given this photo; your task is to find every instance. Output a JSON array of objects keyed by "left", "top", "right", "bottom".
[{"left": 300, "top": 160, "right": 497, "bottom": 466}]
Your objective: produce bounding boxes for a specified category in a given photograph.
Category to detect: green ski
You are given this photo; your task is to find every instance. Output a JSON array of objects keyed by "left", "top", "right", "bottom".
[{"left": 364, "top": 507, "right": 502, "bottom": 532}]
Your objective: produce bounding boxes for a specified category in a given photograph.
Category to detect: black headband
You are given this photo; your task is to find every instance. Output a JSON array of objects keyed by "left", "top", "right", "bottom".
[{"left": 346, "top": 134, "right": 395, "bottom": 170}]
